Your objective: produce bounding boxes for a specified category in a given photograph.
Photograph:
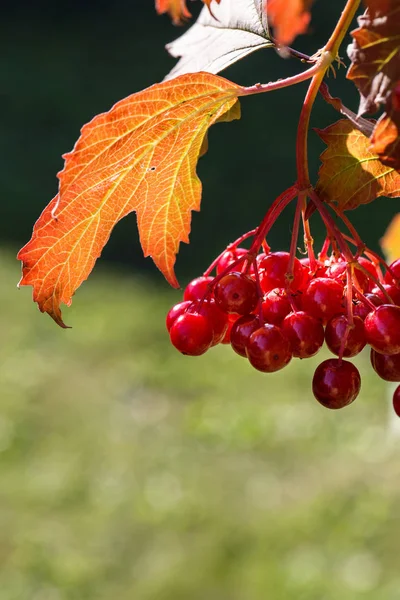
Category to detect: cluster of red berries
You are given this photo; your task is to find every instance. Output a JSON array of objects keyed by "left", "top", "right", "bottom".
[{"left": 166, "top": 248, "right": 400, "bottom": 415}]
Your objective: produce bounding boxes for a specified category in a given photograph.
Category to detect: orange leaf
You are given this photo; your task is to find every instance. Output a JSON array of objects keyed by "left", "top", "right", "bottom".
[
  {"left": 381, "top": 213, "right": 400, "bottom": 263},
  {"left": 18, "top": 73, "right": 241, "bottom": 327},
  {"left": 155, "top": 0, "right": 192, "bottom": 24},
  {"left": 370, "top": 82, "right": 400, "bottom": 169},
  {"left": 265, "top": 0, "right": 314, "bottom": 46},
  {"left": 155, "top": 0, "right": 221, "bottom": 24},
  {"left": 315, "top": 119, "right": 400, "bottom": 211}
]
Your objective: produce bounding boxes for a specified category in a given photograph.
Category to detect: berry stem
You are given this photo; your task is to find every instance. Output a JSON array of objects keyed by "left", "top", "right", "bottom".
[
  {"left": 301, "top": 195, "right": 317, "bottom": 271},
  {"left": 287, "top": 195, "right": 303, "bottom": 284},
  {"left": 248, "top": 185, "right": 298, "bottom": 256}
]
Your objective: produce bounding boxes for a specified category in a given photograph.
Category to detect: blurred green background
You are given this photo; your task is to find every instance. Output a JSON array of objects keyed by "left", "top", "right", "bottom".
[{"left": 1, "top": 2, "right": 400, "bottom": 599}]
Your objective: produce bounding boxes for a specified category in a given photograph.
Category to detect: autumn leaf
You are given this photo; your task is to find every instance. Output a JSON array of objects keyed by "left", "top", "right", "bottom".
[
  {"left": 155, "top": 0, "right": 192, "bottom": 24},
  {"left": 18, "top": 73, "right": 242, "bottom": 327},
  {"left": 165, "top": 0, "right": 273, "bottom": 80},
  {"left": 155, "top": 0, "right": 221, "bottom": 25},
  {"left": 370, "top": 81, "right": 400, "bottom": 169},
  {"left": 381, "top": 213, "right": 400, "bottom": 263},
  {"left": 347, "top": 0, "right": 400, "bottom": 115},
  {"left": 315, "top": 119, "right": 400, "bottom": 211},
  {"left": 265, "top": 0, "right": 314, "bottom": 46}
]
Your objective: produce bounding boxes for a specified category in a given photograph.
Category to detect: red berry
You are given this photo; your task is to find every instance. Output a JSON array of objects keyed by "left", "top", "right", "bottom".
[
  {"left": 300, "top": 257, "right": 327, "bottom": 279},
  {"left": 357, "top": 257, "right": 379, "bottom": 291},
  {"left": 261, "top": 288, "right": 292, "bottom": 324},
  {"left": 230, "top": 314, "right": 261, "bottom": 357},
  {"left": 169, "top": 313, "right": 213, "bottom": 356},
  {"left": 384, "top": 258, "right": 400, "bottom": 285},
  {"left": 325, "top": 315, "right": 366, "bottom": 357},
  {"left": 197, "top": 299, "right": 229, "bottom": 345},
  {"left": 327, "top": 259, "right": 375, "bottom": 293},
  {"left": 246, "top": 324, "right": 292, "bottom": 372},
  {"left": 258, "top": 252, "right": 306, "bottom": 293},
  {"left": 282, "top": 311, "right": 324, "bottom": 358},
  {"left": 364, "top": 305, "right": 400, "bottom": 355},
  {"left": 214, "top": 272, "right": 259, "bottom": 315},
  {"left": 393, "top": 385, "right": 400, "bottom": 417},
  {"left": 352, "top": 300, "right": 371, "bottom": 321},
  {"left": 216, "top": 247, "right": 248, "bottom": 275},
  {"left": 166, "top": 301, "right": 192, "bottom": 332},
  {"left": 370, "top": 349, "right": 400, "bottom": 382},
  {"left": 183, "top": 276, "right": 214, "bottom": 302},
  {"left": 371, "top": 284, "right": 400, "bottom": 306},
  {"left": 312, "top": 358, "right": 361, "bottom": 409},
  {"left": 302, "top": 277, "right": 345, "bottom": 323}
]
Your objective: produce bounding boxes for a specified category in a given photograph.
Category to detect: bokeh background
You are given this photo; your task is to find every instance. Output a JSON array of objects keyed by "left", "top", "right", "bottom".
[{"left": 1, "top": 1, "right": 400, "bottom": 599}]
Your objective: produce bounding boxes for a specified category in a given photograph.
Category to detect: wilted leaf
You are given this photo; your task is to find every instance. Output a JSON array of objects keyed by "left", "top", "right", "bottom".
[
  {"left": 315, "top": 118, "right": 400, "bottom": 210},
  {"left": 370, "top": 81, "right": 400, "bottom": 169},
  {"left": 265, "top": 0, "right": 314, "bottom": 46},
  {"left": 18, "top": 73, "right": 241, "bottom": 327},
  {"left": 381, "top": 213, "right": 400, "bottom": 263},
  {"left": 165, "top": 0, "right": 272, "bottom": 80},
  {"left": 347, "top": 0, "right": 400, "bottom": 115}
]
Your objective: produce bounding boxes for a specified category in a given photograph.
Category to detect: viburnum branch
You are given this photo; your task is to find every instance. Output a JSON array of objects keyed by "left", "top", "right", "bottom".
[{"left": 295, "top": 0, "right": 362, "bottom": 189}]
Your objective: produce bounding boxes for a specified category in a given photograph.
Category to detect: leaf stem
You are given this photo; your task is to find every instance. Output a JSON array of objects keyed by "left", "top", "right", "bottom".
[{"left": 240, "top": 51, "right": 333, "bottom": 97}]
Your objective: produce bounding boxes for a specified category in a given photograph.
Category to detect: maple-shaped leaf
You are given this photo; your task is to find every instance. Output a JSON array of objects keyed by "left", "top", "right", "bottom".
[
  {"left": 155, "top": 0, "right": 221, "bottom": 25},
  {"left": 381, "top": 213, "right": 400, "bottom": 263},
  {"left": 347, "top": 0, "right": 400, "bottom": 115},
  {"left": 315, "top": 119, "right": 400, "bottom": 211},
  {"left": 265, "top": 0, "right": 314, "bottom": 46},
  {"left": 370, "top": 81, "right": 400, "bottom": 169},
  {"left": 18, "top": 73, "right": 241, "bottom": 327},
  {"left": 165, "top": 0, "right": 273, "bottom": 80}
]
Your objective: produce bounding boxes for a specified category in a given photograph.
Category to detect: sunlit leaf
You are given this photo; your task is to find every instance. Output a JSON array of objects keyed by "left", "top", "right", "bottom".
[
  {"left": 315, "top": 119, "right": 400, "bottom": 211},
  {"left": 165, "top": 0, "right": 272, "bottom": 80},
  {"left": 18, "top": 73, "right": 241, "bottom": 327},
  {"left": 347, "top": 0, "right": 400, "bottom": 115},
  {"left": 265, "top": 0, "right": 314, "bottom": 46}
]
